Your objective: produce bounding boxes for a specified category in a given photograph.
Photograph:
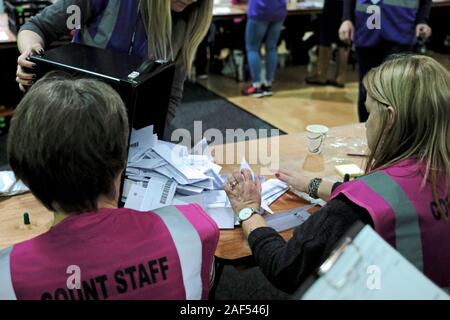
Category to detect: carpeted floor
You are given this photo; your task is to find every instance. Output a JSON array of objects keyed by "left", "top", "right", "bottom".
[{"left": 165, "top": 81, "right": 285, "bottom": 144}]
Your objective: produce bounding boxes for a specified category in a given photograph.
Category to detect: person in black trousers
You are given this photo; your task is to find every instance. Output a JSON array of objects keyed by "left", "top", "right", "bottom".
[
  {"left": 338, "top": 0, "right": 432, "bottom": 122},
  {"left": 306, "top": 0, "right": 349, "bottom": 88}
]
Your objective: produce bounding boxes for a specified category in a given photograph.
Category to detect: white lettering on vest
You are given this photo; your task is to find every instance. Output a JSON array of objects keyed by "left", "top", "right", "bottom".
[
  {"left": 366, "top": 5, "right": 381, "bottom": 30},
  {"left": 66, "top": 265, "right": 81, "bottom": 290}
]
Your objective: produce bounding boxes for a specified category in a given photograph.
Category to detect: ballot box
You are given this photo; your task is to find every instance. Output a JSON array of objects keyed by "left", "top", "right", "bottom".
[
  {"left": 29, "top": 43, "right": 175, "bottom": 138},
  {"left": 29, "top": 43, "right": 175, "bottom": 205}
]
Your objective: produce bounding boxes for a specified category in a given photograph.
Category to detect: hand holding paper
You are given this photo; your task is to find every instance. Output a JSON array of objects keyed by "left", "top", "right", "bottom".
[{"left": 224, "top": 169, "right": 262, "bottom": 216}]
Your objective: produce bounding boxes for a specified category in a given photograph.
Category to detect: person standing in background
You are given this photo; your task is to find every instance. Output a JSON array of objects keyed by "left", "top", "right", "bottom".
[
  {"left": 339, "top": 0, "right": 432, "bottom": 122},
  {"left": 242, "top": 0, "right": 287, "bottom": 98},
  {"left": 305, "top": 0, "right": 349, "bottom": 88},
  {"left": 15, "top": 0, "right": 213, "bottom": 136}
]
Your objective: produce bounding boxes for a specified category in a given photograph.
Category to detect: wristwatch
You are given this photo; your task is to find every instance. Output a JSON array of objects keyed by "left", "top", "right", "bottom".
[{"left": 238, "top": 207, "right": 259, "bottom": 222}]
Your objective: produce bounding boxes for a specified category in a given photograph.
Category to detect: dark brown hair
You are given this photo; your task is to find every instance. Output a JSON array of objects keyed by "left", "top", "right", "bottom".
[{"left": 7, "top": 72, "right": 129, "bottom": 213}]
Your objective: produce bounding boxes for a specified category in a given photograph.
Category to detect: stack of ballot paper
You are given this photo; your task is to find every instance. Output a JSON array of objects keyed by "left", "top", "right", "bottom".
[
  {"left": 122, "top": 126, "right": 293, "bottom": 229},
  {"left": 123, "top": 125, "right": 224, "bottom": 211}
]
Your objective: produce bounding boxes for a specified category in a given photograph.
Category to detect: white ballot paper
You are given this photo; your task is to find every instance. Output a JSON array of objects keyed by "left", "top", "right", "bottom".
[
  {"left": 202, "top": 190, "right": 235, "bottom": 229},
  {"left": 240, "top": 158, "right": 255, "bottom": 180},
  {"left": 261, "top": 179, "right": 290, "bottom": 214},
  {"left": 124, "top": 125, "right": 224, "bottom": 198},
  {"left": 128, "top": 126, "right": 158, "bottom": 163},
  {"left": 173, "top": 193, "right": 235, "bottom": 229},
  {"left": 125, "top": 175, "right": 177, "bottom": 211},
  {"left": 0, "top": 171, "right": 29, "bottom": 197},
  {"left": 0, "top": 32, "right": 9, "bottom": 42}
]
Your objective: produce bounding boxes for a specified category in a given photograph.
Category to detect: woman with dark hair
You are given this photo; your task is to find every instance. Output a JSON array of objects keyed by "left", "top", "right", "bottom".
[{"left": 1, "top": 74, "right": 219, "bottom": 300}]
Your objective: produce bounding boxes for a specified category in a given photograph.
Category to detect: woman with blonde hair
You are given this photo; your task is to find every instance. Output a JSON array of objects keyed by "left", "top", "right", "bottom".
[
  {"left": 15, "top": 0, "right": 213, "bottom": 129},
  {"left": 225, "top": 54, "right": 450, "bottom": 293}
]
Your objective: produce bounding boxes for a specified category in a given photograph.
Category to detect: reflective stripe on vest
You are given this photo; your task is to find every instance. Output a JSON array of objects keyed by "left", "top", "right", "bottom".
[
  {"left": 153, "top": 206, "right": 203, "bottom": 300},
  {"left": 359, "top": 171, "right": 424, "bottom": 271},
  {"left": 0, "top": 247, "right": 17, "bottom": 300},
  {"left": 77, "top": 0, "right": 121, "bottom": 48}
]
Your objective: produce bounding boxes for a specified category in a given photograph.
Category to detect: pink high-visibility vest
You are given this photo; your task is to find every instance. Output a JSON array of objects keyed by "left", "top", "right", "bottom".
[
  {"left": 330, "top": 159, "right": 450, "bottom": 290},
  {"left": 0, "top": 204, "right": 219, "bottom": 300}
]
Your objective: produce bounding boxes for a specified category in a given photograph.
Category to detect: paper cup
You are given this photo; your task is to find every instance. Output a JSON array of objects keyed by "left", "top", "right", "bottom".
[{"left": 306, "top": 124, "right": 329, "bottom": 154}]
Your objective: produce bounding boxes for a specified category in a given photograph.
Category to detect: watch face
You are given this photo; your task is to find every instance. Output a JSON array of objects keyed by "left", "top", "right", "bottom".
[{"left": 239, "top": 208, "right": 253, "bottom": 221}]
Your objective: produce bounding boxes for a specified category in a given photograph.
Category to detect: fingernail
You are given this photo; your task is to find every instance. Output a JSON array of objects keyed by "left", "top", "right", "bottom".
[
  {"left": 275, "top": 173, "right": 280, "bottom": 178},
  {"left": 32, "top": 64, "right": 37, "bottom": 69},
  {"left": 32, "top": 75, "right": 36, "bottom": 79}
]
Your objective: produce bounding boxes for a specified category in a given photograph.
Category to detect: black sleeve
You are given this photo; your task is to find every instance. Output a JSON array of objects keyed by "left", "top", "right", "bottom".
[
  {"left": 342, "top": 0, "right": 356, "bottom": 23},
  {"left": 19, "top": 0, "right": 92, "bottom": 46},
  {"left": 247, "top": 195, "right": 373, "bottom": 294},
  {"left": 416, "top": 0, "right": 432, "bottom": 24}
]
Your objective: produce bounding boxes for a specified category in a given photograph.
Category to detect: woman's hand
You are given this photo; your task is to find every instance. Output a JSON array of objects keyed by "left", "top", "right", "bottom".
[
  {"left": 339, "top": 20, "right": 354, "bottom": 45},
  {"left": 224, "top": 169, "right": 261, "bottom": 215},
  {"left": 16, "top": 43, "right": 44, "bottom": 92},
  {"left": 416, "top": 23, "right": 432, "bottom": 38},
  {"left": 274, "top": 169, "right": 310, "bottom": 193}
]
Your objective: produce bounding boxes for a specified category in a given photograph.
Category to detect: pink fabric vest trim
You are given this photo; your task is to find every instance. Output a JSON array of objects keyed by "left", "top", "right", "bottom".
[
  {"left": 9, "top": 205, "right": 219, "bottom": 300},
  {"left": 330, "top": 159, "right": 450, "bottom": 288}
]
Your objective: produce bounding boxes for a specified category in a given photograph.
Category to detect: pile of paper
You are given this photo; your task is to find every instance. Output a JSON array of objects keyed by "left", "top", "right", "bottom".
[
  {"left": 261, "top": 179, "right": 289, "bottom": 214},
  {"left": 0, "top": 171, "right": 29, "bottom": 197},
  {"left": 123, "top": 126, "right": 224, "bottom": 211},
  {"left": 122, "top": 126, "right": 293, "bottom": 229}
]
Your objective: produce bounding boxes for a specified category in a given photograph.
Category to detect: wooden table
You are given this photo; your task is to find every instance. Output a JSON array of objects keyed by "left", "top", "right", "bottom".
[
  {"left": 0, "top": 193, "right": 54, "bottom": 250},
  {"left": 0, "top": 123, "right": 367, "bottom": 252},
  {"left": 432, "top": 0, "right": 450, "bottom": 8},
  {"left": 0, "top": 123, "right": 366, "bottom": 299},
  {"left": 211, "top": 123, "right": 367, "bottom": 263}
]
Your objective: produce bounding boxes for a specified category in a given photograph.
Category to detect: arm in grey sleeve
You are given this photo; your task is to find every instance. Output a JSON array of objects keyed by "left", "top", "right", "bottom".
[{"left": 19, "top": 0, "right": 92, "bottom": 47}]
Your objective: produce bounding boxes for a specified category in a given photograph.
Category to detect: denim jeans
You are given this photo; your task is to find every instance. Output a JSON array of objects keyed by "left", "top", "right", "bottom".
[{"left": 245, "top": 18, "right": 284, "bottom": 84}]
